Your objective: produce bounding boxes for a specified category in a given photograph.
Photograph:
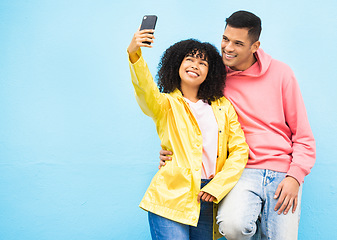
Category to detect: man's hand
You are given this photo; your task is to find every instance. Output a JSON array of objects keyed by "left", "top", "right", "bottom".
[
  {"left": 158, "top": 149, "right": 173, "bottom": 169},
  {"left": 197, "top": 191, "right": 216, "bottom": 203},
  {"left": 274, "top": 176, "right": 300, "bottom": 215}
]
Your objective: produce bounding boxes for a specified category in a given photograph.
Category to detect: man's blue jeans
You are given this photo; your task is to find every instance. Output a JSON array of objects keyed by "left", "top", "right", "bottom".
[
  {"left": 148, "top": 179, "right": 213, "bottom": 240},
  {"left": 217, "top": 168, "right": 302, "bottom": 240}
]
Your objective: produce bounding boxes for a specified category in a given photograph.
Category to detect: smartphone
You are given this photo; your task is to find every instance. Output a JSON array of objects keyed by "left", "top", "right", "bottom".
[{"left": 140, "top": 15, "right": 157, "bottom": 45}]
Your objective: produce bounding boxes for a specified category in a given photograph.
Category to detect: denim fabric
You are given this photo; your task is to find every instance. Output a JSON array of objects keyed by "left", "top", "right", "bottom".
[
  {"left": 148, "top": 179, "right": 213, "bottom": 240},
  {"left": 216, "top": 168, "right": 302, "bottom": 240}
]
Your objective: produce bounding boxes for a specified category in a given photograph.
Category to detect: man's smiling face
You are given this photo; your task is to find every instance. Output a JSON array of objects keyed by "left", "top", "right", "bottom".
[{"left": 221, "top": 26, "right": 260, "bottom": 71}]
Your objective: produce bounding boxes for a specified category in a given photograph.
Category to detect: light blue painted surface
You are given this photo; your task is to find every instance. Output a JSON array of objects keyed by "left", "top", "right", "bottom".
[{"left": 0, "top": 0, "right": 336, "bottom": 239}]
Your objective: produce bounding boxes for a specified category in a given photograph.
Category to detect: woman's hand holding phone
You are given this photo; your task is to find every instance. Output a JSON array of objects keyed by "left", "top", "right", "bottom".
[
  {"left": 128, "top": 29, "right": 155, "bottom": 53},
  {"left": 128, "top": 15, "right": 157, "bottom": 63},
  {"left": 127, "top": 29, "right": 155, "bottom": 63}
]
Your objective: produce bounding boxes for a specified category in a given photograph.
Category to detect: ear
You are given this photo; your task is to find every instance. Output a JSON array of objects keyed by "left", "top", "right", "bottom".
[{"left": 251, "top": 40, "right": 260, "bottom": 54}]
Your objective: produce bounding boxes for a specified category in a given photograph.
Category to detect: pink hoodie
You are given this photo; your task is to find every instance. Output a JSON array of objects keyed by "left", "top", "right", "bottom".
[{"left": 224, "top": 48, "right": 316, "bottom": 184}]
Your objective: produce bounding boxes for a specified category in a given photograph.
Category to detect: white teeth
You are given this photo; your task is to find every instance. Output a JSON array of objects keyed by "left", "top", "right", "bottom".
[
  {"left": 187, "top": 71, "right": 198, "bottom": 77},
  {"left": 226, "top": 53, "right": 236, "bottom": 58},
  {"left": 223, "top": 51, "right": 236, "bottom": 58}
]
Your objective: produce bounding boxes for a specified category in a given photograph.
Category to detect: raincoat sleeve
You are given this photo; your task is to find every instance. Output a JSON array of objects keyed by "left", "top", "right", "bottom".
[
  {"left": 201, "top": 103, "right": 249, "bottom": 204},
  {"left": 128, "top": 49, "right": 168, "bottom": 120}
]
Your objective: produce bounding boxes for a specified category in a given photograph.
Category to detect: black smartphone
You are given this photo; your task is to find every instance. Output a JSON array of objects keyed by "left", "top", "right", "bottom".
[{"left": 140, "top": 15, "right": 157, "bottom": 45}]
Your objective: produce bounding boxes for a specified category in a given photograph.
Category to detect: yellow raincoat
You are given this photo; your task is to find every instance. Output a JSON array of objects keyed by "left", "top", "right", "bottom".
[{"left": 129, "top": 49, "right": 248, "bottom": 239}]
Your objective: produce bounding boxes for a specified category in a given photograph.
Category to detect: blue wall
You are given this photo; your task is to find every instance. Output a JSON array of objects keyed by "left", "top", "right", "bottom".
[{"left": 1, "top": 1, "right": 336, "bottom": 239}]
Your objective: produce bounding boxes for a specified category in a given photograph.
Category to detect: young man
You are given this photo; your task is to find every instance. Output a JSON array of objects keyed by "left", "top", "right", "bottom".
[{"left": 159, "top": 11, "right": 316, "bottom": 240}]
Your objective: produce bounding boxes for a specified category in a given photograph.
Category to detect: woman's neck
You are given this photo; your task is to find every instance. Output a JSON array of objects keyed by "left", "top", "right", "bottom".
[{"left": 181, "top": 84, "right": 199, "bottom": 103}]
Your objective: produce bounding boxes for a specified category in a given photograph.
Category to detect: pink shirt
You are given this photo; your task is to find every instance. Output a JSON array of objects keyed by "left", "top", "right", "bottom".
[
  {"left": 185, "top": 98, "right": 218, "bottom": 179},
  {"left": 224, "top": 48, "right": 316, "bottom": 184}
]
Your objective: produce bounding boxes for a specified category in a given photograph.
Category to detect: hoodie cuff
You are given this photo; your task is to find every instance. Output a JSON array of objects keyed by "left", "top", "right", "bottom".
[{"left": 286, "top": 165, "right": 306, "bottom": 185}]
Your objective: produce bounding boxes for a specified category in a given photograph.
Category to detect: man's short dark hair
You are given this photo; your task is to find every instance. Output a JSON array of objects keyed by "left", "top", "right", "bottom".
[{"left": 225, "top": 10, "right": 262, "bottom": 43}]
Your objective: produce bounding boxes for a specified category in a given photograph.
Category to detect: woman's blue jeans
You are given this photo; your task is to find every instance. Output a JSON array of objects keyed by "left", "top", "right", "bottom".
[{"left": 148, "top": 179, "right": 213, "bottom": 240}]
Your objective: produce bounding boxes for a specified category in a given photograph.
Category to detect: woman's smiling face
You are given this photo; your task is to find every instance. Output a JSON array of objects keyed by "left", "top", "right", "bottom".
[{"left": 178, "top": 53, "right": 209, "bottom": 90}]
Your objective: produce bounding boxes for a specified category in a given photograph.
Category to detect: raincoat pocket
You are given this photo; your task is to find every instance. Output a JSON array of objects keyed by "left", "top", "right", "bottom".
[{"left": 154, "top": 163, "right": 192, "bottom": 212}]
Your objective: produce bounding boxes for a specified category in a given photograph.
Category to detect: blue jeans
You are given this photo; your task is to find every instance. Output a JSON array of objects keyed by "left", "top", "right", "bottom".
[
  {"left": 148, "top": 179, "right": 213, "bottom": 240},
  {"left": 217, "top": 169, "right": 302, "bottom": 240}
]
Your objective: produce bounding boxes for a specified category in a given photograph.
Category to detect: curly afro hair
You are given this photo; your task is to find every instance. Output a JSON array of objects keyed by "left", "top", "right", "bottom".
[{"left": 157, "top": 39, "right": 226, "bottom": 104}]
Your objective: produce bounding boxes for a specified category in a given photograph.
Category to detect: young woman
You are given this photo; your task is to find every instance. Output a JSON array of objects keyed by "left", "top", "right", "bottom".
[{"left": 127, "top": 28, "right": 249, "bottom": 240}]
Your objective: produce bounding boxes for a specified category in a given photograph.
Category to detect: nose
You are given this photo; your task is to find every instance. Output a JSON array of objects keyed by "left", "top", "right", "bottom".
[
  {"left": 191, "top": 65, "right": 198, "bottom": 70},
  {"left": 224, "top": 41, "right": 234, "bottom": 52}
]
